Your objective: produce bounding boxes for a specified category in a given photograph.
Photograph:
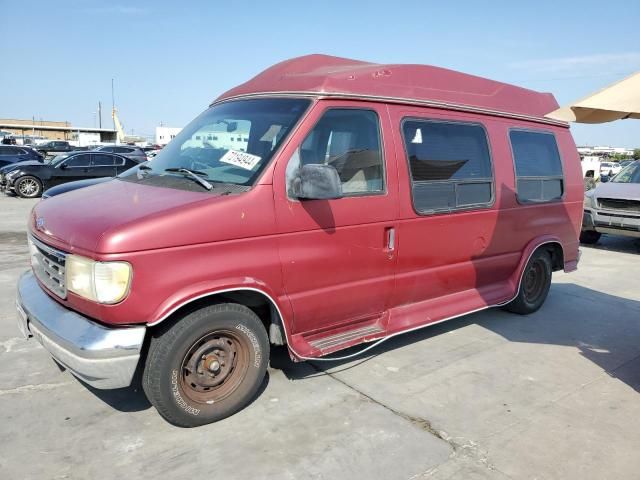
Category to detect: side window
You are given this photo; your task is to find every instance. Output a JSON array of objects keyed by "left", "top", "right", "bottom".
[
  {"left": 0, "top": 147, "right": 10, "bottom": 155},
  {"left": 92, "top": 154, "right": 117, "bottom": 166},
  {"left": 510, "top": 130, "right": 563, "bottom": 203},
  {"left": 101, "top": 146, "right": 114, "bottom": 153},
  {"left": 287, "top": 109, "right": 384, "bottom": 196},
  {"left": 64, "top": 154, "right": 91, "bottom": 167},
  {"left": 402, "top": 119, "right": 493, "bottom": 213},
  {"left": 114, "top": 147, "right": 131, "bottom": 154}
]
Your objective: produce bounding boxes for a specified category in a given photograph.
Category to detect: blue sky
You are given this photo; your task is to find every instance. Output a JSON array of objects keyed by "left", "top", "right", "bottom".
[{"left": 1, "top": 0, "right": 639, "bottom": 147}]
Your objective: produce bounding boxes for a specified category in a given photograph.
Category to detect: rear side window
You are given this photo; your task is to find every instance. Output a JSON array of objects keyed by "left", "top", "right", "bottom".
[
  {"left": 402, "top": 119, "right": 493, "bottom": 213},
  {"left": 510, "top": 130, "right": 563, "bottom": 203}
]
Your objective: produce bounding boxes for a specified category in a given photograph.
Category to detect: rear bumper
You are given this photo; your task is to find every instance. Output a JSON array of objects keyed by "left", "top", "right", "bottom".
[{"left": 16, "top": 270, "right": 146, "bottom": 389}]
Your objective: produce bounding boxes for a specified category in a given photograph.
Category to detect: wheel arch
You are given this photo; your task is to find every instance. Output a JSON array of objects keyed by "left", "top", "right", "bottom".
[
  {"left": 147, "top": 287, "right": 290, "bottom": 347},
  {"left": 506, "top": 237, "right": 565, "bottom": 303}
]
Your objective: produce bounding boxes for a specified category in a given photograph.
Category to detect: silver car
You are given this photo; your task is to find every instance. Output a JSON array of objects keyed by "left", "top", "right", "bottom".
[{"left": 582, "top": 160, "right": 640, "bottom": 243}]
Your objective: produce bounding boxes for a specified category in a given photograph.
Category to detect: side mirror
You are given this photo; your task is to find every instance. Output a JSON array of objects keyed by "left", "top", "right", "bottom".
[
  {"left": 59, "top": 163, "right": 68, "bottom": 170},
  {"left": 290, "top": 164, "right": 343, "bottom": 200},
  {"left": 600, "top": 174, "right": 610, "bottom": 183}
]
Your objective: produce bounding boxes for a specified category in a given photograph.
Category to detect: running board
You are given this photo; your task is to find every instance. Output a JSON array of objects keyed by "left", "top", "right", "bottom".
[{"left": 308, "top": 324, "right": 384, "bottom": 352}]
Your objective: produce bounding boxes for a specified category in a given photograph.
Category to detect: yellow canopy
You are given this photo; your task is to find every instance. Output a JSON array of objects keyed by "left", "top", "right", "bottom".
[{"left": 546, "top": 72, "right": 640, "bottom": 123}]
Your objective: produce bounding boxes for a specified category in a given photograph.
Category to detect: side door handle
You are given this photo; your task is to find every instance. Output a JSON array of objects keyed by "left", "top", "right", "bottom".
[{"left": 386, "top": 227, "right": 396, "bottom": 252}]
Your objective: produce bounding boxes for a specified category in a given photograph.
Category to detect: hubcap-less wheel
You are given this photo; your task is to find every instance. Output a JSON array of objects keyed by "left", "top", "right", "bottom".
[
  {"left": 18, "top": 178, "right": 40, "bottom": 197},
  {"left": 522, "top": 260, "right": 545, "bottom": 303},
  {"left": 180, "top": 330, "right": 250, "bottom": 405}
]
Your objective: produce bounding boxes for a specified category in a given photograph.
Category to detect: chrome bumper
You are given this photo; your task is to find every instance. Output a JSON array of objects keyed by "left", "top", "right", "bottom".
[{"left": 16, "top": 271, "right": 146, "bottom": 389}]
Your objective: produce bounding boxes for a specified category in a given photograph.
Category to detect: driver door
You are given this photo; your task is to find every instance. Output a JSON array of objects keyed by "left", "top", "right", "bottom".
[
  {"left": 48, "top": 153, "right": 93, "bottom": 187},
  {"left": 273, "top": 101, "right": 399, "bottom": 337}
]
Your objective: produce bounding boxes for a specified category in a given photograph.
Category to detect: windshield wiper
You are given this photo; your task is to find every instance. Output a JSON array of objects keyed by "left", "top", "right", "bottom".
[{"left": 164, "top": 167, "right": 213, "bottom": 190}]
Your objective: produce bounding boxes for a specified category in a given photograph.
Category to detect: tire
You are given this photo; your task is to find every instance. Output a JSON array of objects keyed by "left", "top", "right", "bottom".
[
  {"left": 15, "top": 176, "right": 43, "bottom": 198},
  {"left": 503, "top": 249, "right": 552, "bottom": 315},
  {"left": 142, "top": 303, "right": 269, "bottom": 427},
  {"left": 579, "top": 230, "right": 601, "bottom": 244}
]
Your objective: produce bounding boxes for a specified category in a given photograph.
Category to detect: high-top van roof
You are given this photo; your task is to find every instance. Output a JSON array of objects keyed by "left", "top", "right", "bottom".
[{"left": 215, "top": 54, "right": 564, "bottom": 125}]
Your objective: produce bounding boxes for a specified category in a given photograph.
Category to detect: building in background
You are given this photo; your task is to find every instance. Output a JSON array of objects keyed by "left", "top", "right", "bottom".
[
  {"left": 0, "top": 118, "right": 117, "bottom": 145},
  {"left": 156, "top": 127, "right": 182, "bottom": 146},
  {"left": 577, "top": 146, "right": 634, "bottom": 157}
]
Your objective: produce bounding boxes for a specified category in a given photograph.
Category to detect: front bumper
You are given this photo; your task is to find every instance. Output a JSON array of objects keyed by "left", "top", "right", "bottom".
[
  {"left": 583, "top": 208, "right": 640, "bottom": 238},
  {"left": 16, "top": 271, "right": 146, "bottom": 389}
]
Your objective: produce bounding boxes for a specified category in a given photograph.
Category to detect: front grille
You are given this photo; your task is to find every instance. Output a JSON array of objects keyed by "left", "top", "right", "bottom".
[
  {"left": 29, "top": 236, "right": 67, "bottom": 299},
  {"left": 598, "top": 197, "right": 640, "bottom": 213}
]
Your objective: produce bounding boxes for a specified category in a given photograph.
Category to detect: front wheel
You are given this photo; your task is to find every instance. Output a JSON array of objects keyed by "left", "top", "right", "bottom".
[
  {"left": 580, "top": 230, "right": 601, "bottom": 244},
  {"left": 15, "top": 176, "right": 42, "bottom": 198},
  {"left": 142, "top": 303, "right": 269, "bottom": 427},
  {"left": 503, "top": 249, "right": 552, "bottom": 315}
]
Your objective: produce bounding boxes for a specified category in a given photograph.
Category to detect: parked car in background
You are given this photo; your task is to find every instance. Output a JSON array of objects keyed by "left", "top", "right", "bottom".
[
  {"left": 600, "top": 162, "right": 622, "bottom": 177},
  {"left": 94, "top": 145, "right": 147, "bottom": 163},
  {"left": 0, "top": 145, "right": 44, "bottom": 167},
  {"left": 582, "top": 160, "right": 640, "bottom": 243},
  {"left": 42, "top": 177, "right": 114, "bottom": 199},
  {"left": 0, "top": 151, "right": 138, "bottom": 198},
  {"left": 15, "top": 55, "right": 583, "bottom": 427},
  {"left": 35, "top": 141, "right": 74, "bottom": 157}
]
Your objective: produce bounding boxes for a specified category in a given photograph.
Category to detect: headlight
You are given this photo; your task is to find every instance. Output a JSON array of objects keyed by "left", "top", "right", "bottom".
[
  {"left": 66, "top": 254, "right": 132, "bottom": 304},
  {"left": 584, "top": 191, "right": 597, "bottom": 209}
]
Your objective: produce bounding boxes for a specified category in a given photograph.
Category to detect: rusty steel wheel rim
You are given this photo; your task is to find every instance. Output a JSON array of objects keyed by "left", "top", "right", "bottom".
[
  {"left": 523, "top": 260, "right": 545, "bottom": 303},
  {"left": 179, "top": 329, "right": 250, "bottom": 405}
]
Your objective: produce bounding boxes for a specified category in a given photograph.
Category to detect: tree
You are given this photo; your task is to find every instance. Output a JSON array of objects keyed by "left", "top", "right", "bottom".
[{"left": 634, "top": 149, "right": 640, "bottom": 160}]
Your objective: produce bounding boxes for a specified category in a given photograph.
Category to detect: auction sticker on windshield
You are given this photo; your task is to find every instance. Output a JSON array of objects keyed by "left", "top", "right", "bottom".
[{"left": 220, "top": 150, "right": 262, "bottom": 170}]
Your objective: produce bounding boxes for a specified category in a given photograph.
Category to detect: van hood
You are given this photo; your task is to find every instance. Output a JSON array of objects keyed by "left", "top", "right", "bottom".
[
  {"left": 31, "top": 179, "right": 275, "bottom": 255},
  {"left": 593, "top": 181, "right": 640, "bottom": 202}
]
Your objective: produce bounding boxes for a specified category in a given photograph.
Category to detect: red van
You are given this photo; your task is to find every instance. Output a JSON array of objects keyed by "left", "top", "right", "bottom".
[{"left": 16, "top": 55, "right": 582, "bottom": 427}]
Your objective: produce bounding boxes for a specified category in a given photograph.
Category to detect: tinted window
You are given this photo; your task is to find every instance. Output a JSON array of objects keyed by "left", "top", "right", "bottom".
[
  {"left": 64, "top": 154, "right": 91, "bottom": 167},
  {"left": 402, "top": 119, "right": 493, "bottom": 212},
  {"left": 92, "top": 154, "right": 120, "bottom": 166},
  {"left": 510, "top": 130, "right": 563, "bottom": 202},
  {"left": 100, "top": 146, "right": 114, "bottom": 153},
  {"left": 0, "top": 146, "right": 12, "bottom": 155},
  {"left": 287, "top": 109, "right": 384, "bottom": 196},
  {"left": 114, "top": 147, "right": 133, "bottom": 154}
]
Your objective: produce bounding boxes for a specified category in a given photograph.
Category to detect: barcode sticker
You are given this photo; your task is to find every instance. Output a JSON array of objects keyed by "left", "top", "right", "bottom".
[{"left": 219, "top": 150, "right": 262, "bottom": 170}]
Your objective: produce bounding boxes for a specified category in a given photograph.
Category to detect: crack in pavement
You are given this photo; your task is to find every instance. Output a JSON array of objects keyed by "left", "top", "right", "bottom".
[
  {"left": 0, "top": 382, "right": 70, "bottom": 396},
  {"left": 309, "top": 362, "right": 508, "bottom": 478}
]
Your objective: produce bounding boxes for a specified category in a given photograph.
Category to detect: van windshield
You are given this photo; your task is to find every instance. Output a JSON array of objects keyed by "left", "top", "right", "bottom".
[{"left": 127, "top": 98, "right": 310, "bottom": 187}]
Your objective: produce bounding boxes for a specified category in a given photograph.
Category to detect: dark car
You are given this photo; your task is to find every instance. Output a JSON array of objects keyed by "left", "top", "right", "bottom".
[
  {"left": 0, "top": 151, "right": 138, "bottom": 198},
  {"left": 42, "top": 176, "right": 114, "bottom": 199},
  {"left": 0, "top": 145, "right": 44, "bottom": 167},
  {"left": 95, "top": 145, "right": 147, "bottom": 163},
  {"left": 35, "top": 141, "right": 74, "bottom": 157}
]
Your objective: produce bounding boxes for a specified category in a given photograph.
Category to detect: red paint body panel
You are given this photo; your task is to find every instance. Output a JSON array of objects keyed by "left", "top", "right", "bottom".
[
  {"left": 217, "top": 54, "right": 560, "bottom": 119},
  {"left": 28, "top": 55, "right": 582, "bottom": 360}
]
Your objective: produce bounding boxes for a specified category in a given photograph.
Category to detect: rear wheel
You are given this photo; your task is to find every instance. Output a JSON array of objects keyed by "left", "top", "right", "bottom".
[
  {"left": 15, "top": 176, "right": 42, "bottom": 198},
  {"left": 580, "top": 230, "right": 601, "bottom": 244},
  {"left": 503, "top": 250, "right": 552, "bottom": 315},
  {"left": 142, "top": 303, "right": 269, "bottom": 427}
]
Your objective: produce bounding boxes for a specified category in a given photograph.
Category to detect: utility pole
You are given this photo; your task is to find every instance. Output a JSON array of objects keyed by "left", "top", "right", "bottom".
[
  {"left": 111, "top": 78, "right": 116, "bottom": 131},
  {"left": 98, "top": 101, "right": 102, "bottom": 128}
]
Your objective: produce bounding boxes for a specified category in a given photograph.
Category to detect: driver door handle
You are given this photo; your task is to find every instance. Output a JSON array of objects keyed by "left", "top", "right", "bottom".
[{"left": 386, "top": 227, "right": 395, "bottom": 252}]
